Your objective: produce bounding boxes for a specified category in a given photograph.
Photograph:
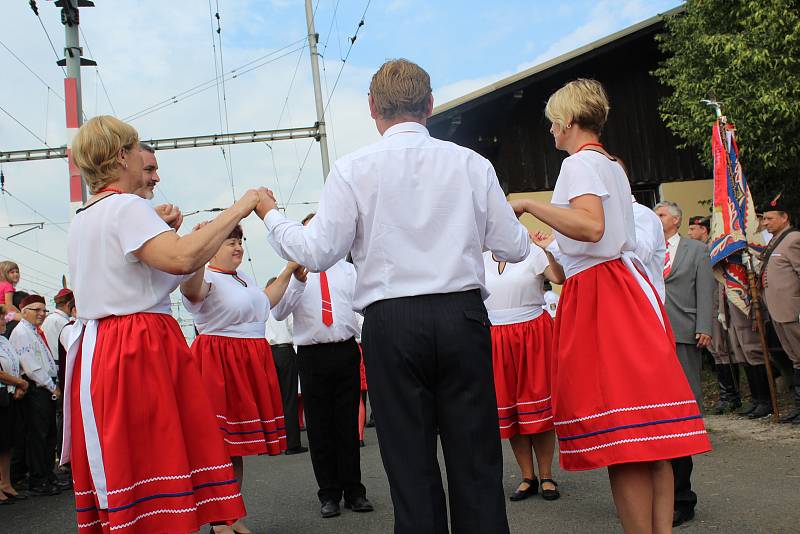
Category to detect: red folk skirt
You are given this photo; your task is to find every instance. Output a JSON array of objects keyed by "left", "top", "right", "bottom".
[
  {"left": 491, "top": 313, "right": 555, "bottom": 438},
  {"left": 70, "top": 313, "right": 245, "bottom": 534},
  {"left": 552, "top": 259, "right": 711, "bottom": 471},
  {"left": 191, "top": 335, "right": 287, "bottom": 457}
]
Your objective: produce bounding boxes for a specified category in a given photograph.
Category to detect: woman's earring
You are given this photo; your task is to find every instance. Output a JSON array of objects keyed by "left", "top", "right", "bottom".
[{"left": 123, "top": 161, "right": 128, "bottom": 169}]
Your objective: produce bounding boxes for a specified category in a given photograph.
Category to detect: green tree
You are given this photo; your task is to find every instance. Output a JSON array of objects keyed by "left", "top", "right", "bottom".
[{"left": 654, "top": 0, "right": 800, "bottom": 210}]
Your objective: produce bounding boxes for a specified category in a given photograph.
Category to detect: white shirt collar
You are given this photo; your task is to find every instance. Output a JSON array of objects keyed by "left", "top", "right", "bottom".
[
  {"left": 667, "top": 232, "right": 681, "bottom": 247},
  {"left": 382, "top": 121, "right": 429, "bottom": 138}
]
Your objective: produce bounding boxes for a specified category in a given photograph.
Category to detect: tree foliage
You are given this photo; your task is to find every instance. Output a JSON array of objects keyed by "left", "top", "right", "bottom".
[{"left": 654, "top": 0, "right": 800, "bottom": 210}]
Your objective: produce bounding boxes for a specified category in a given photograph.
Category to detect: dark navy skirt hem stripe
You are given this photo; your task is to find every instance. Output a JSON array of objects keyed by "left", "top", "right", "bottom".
[{"left": 558, "top": 414, "right": 704, "bottom": 442}]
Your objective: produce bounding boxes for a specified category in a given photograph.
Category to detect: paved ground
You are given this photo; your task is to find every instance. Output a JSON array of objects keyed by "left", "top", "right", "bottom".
[{"left": 2, "top": 415, "right": 798, "bottom": 533}]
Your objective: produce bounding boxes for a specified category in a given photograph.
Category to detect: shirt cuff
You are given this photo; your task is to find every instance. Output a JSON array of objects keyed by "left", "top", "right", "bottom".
[{"left": 264, "top": 209, "right": 287, "bottom": 232}]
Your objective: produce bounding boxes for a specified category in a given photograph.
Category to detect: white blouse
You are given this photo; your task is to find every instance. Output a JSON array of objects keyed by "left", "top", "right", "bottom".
[
  {"left": 550, "top": 151, "right": 637, "bottom": 278},
  {"left": 0, "top": 335, "right": 21, "bottom": 393},
  {"left": 483, "top": 247, "right": 549, "bottom": 325},
  {"left": 68, "top": 194, "right": 183, "bottom": 319},
  {"left": 183, "top": 268, "right": 270, "bottom": 338}
]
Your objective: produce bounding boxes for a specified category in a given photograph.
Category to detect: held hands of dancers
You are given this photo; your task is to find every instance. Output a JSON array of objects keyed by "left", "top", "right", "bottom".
[
  {"left": 155, "top": 203, "right": 183, "bottom": 231},
  {"left": 530, "top": 230, "right": 555, "bottom": 249},
  {"left": 255, "top": 188, "right": 277, "bottom": 219},
  {"left": 291, "top": 262, "right": 309, "bottom": 283}
]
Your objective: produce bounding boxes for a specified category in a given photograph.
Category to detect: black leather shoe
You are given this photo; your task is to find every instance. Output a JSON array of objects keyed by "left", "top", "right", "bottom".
[
  {"left": 672, "top": 508, "right": 695, "bottom": 527},
  {"left": 28, "top": 483, "right": 59, "bottom": 496},
  {"left": 344, "top": 496, "right": 374, "bottom": 512},
  {"left": 2, "top": 491, "right": 27, "bottom": 501},
  {"left": 736, "top": 403, "right": 757, "bottom": 416},
  {"left": 540, "top": 478, "right": 560, "bottom": 501},
  {"left": 365, "top": 414, "right": 375, "bottom": 428},
  {"left": 747, "top": 403, "right": 773, "bottom": 419},
  {"left": 778, "top": 408, "right": 800, "bottom": 423},
  {"left": 509, "top": 477, "right": 538, "bottom": 501},
  {"left": 284, "top": 446, "right": 309, "bottom": 455},
  {"left": 320, "top": 500, "right": 341, "bottom": 518}
]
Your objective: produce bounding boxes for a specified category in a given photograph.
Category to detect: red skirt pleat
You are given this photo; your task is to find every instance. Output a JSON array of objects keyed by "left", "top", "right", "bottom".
[
  {"left": 70, "top": 313, "right": 246, "bottom": 534},
  {"left": 191, "top": 335, "right": 287, "bottom": 457},
  {"left": 491, "top": 313, "right": 555, "bottom": 438},
  {"left": 358, "top": 344, "right": 368, "bottom": 392},
  {"left": 552, "top": 259, "right": 712, "bottom": 471}
]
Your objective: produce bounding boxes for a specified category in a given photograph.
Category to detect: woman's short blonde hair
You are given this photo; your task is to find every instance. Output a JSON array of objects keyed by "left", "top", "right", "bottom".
[
  {"left": 72, "top": 115, "right": 139, "bottom": 194},
  {"left": 545, "top": 78, "right": 610, "bottom": 134},
  {"left": 369, "top": 59, "right": 432, "bottom": 120},
  {"left": 0, "top": 261, "right": 19, "bottom": 282}
]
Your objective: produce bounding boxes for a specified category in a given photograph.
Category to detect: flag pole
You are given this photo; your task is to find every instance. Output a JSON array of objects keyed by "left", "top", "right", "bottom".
[{"left": 709, "top": 107, "right": 780, "bottom": 421}]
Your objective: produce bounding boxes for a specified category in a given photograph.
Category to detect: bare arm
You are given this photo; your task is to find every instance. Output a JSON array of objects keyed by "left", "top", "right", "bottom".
[
  {"left": 4, "top": 292, "right": 20, "bottom": 319},
  {"left": 264, "top": 263, "right": 300, "bottom": 308},
  {"left": 136, "top": 189, "right": 261, "bottom": 275},
  {"left": 511, "top": 194, "right": 605, "bottom": 243},
  {"left": 0, "top": 370, "right": 25, "bottom": 389},
  {"left": 531, "top": 232, "right": 566, "bottom": 284},
  {"left": 180, "top": 269, "right": 210, "bottom": 304}
]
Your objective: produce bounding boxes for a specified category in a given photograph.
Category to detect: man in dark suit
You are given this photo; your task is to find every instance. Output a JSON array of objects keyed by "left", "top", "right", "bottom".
[{"left": 654, "top": 201, "right": 715, "bottom": 527}]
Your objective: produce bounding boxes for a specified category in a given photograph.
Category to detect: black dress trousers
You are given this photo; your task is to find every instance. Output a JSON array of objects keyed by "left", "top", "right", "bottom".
[
  {"left": 362, "top": 290, "right": 510, "bottom": 534},
  {"left": 271, "top": 343, "right": 302, "bottom": 450},
  {"left": 297, "top": 337, "right": 366, "bottom": 503},
  {"left": 23, "top": 383, "right": 57, "bottom": 487}
]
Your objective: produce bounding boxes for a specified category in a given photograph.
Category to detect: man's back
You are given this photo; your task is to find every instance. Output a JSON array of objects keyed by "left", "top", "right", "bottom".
[{"left": 266, "top": 122, "right": 529, "bottom": 310}]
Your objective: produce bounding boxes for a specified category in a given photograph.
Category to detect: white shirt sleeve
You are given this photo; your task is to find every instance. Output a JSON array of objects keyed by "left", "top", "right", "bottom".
[
  {"left": 272, "top": 277, "right": 307, "bottom": 321},
  {"left": 115, "top": 196, "right": 174, "bottom": 262},
  {"left": 529, "top": 246, "right": 550, "bottom": 276},
  {"left": 551, "top": 157, "right": 610, "bottom": 206},
  {"left": 264, "top": 164, "right": 358, "bottom": 273},
  {"left": 633, "top": 205, "right": 658, "bottom": 266},
  {"left": 12, "top": 330, "right": 55, "bottom": 392},
  {"left": 483, "top": 167, "right": 530, "bottom": 263}
]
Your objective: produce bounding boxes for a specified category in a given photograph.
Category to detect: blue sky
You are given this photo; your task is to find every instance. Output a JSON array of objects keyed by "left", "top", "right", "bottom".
[{"left": 0, "top": 0, "right": 682, "bottom": 313}]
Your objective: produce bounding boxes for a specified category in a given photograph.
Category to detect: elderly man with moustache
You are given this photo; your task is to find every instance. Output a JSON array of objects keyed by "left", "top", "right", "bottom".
[{"left": 10, "top": 295, "right": 62, "bottom": 496}]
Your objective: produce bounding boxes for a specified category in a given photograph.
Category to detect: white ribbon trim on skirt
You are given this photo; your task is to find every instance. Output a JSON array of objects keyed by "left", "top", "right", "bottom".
[{"left": 60, "top": 319, "right": 110, "bottom": 508}]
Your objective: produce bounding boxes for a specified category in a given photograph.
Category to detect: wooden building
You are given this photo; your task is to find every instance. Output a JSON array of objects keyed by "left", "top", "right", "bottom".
[{"left": 428, "top": 7, "right": 711, "bottom": 215}]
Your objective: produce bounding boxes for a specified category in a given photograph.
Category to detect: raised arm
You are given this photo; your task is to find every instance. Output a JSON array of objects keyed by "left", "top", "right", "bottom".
[
  {"left": 272, "top": 274, "right": 308, "bottom": 321},
  {"left": 256, "top": 166, "right": 357, "bottom": 273},
  {"left": 484, "top": 168, "right": 530, "bottom": 262},
  {"left": 136, "top": 189, "right": 261, "bottom": 275},
  {"left": 511, "top": 195, "right": 605, "bottom": 243},
  {"left": 265, "top": 263, "right": 302, "bottom": 308},
  {"left": 532, "top": 232, "right": 566, "bottom": 284}
]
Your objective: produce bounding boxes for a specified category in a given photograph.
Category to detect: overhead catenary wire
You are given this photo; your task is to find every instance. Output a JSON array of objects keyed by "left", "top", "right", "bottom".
[
  {"left": 1, "top": 186, "right": 68, "bottom": 234},
  {"left": 0, "top": 39, "right": 65, "bottom": 102},
  {"left": 28, "top": 0, "right": 67, "bottom": 77},
  {"left": 285, "top": 0, "right": 372, "bottom": 206},
  {"left": 0, "top": 236, "right": 68, "bottom": 266},
  {"left": 79, "top": 27, "right": 117, "bottom": 115},
  {"left": 122, "top": 38, "right": 306, "bottom": 122},
  {"left": 0, "top": 105, "right": 50, "bottom": 147}
]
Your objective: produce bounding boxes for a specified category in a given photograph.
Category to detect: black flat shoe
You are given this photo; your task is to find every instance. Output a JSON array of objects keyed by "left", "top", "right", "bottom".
[
  {"left": 540, "top": 478, "right": 560, "bottom": 501},
  {"left": 284, "top": 446, "right": 309, "bottom": 455},
  {"left": 509, "top": 477, "right": 538, "bottom": 501},
  {"left": 2, "top": 491, "right": 27, "bottom": 501},
  {"left": 344, "top": 496, "right": 374, "bottom": 512},
  {"left": 0, "top": 498, "right": 14, "bottom": 505},
  {"left": 673, "top": 508, "right": 695, "bottom": 527},
  {"left": 747, "top": 403, "right": 773, "bottom": 419},
  {"left": 320, "top": 500, "right": 341, "bottom": 518}
]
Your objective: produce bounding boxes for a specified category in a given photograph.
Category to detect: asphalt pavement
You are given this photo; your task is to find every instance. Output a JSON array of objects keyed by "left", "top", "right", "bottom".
[{"left": 1, "top": 415, "right": 798, "bottom": 533}]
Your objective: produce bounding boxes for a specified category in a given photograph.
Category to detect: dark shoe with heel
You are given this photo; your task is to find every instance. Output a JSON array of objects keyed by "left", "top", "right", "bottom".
[
  {"left": 673, "top": 508, "right": 695, "bottom": 527},
  {"left": 540, "top": 478, "right": 560, "bottom": 501},
  {"left": 509, "top": 477, "right": 538, "bottom": 501}
]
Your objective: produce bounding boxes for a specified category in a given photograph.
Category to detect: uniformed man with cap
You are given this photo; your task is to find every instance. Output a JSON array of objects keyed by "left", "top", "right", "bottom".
[{"left": 760, "top": 195, "right": 800, "bottom": 423}]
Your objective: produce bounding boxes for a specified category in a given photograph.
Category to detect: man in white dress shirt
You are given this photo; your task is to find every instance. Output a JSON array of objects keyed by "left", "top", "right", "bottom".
[
  {"left": 265, "top": 278, "right": 307, "bottom": 455},
  {"left": 256, "top": 59, "right": 528, "bottom": 534},
  {"left": 272, "top": 214, "right": 371, "bottom": 519},
  {"left": 10, "top": 295, "right": 62, "bottom": 496}
]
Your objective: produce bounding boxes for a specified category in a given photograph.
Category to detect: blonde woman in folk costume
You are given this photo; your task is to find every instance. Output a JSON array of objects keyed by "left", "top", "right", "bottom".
[
  {"left": 511, "top": 80, "right": 711, "bottom": 534},
  {"left": 181, "top": 223, "right": 300, "bottom": 534},
  {"left": 63, "top": 115, "right": 271, "bottom": 534}
]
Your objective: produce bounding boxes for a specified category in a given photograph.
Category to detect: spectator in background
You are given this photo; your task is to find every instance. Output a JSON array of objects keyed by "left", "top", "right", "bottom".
[
  {"left": 542, "top": 281, "right": 559, "bottom": 319},
  {"left": 687, "top": 215, "right": 710, "bottom": 243},
  {"left": 4, "top": 291, "right": 30, "bottom": 339},
  {"left": 266, "top": 278, "right": 307, "bottom": 456},
  {"left": 41, "top": 289, "right": 74, "bottom": 361},
  {"left": 10, "top": 294, "right": 62, "bottom": 496},
  {"left": 655, "top": 200, "right": 715, "bottom": 527},
  {"left": 0, "top": 262, "right": 21, "bottom": 327},
  {"left": 0, "top": 305, "right": 28, "bottom": 503}
]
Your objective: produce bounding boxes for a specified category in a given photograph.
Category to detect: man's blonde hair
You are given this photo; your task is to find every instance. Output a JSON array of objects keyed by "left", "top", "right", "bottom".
[
  {"left": 369, "top": 59, "right": 432, "bottom": 120},
  {"left": 545, "top": 78, "right": 610, "bottom": 134},
  {"left": 72, "top": 115, "right": 139, "bottom": 194}
]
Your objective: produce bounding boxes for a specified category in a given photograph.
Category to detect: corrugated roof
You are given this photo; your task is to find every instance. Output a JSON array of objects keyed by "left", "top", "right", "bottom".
[{"left": 431, "top": 5, "right": 684, "bottom": 117}]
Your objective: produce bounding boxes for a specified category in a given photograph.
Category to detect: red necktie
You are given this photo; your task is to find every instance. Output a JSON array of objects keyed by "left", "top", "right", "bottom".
[
  {"left": 37, "top": 327, "right": 51, "bottom": 350},
  {"left": 320, "top": 272, "right": 333, "bottom": 327},
  {"left": 663, "top": 241, "right": 671, "bottom": 278}
]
